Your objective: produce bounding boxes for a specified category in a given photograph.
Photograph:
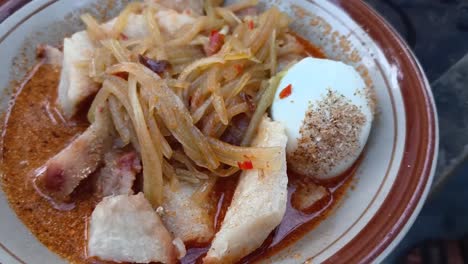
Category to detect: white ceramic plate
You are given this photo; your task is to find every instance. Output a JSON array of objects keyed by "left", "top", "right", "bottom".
[{"left": 0, "top": 1, "right": 438, "bottom": 263}]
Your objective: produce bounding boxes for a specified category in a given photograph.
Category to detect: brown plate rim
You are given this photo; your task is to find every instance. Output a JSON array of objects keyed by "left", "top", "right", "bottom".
[
  {"left": 0, "top": 0, "right": 30, "bottom": 23},
  {"left": 322, "top": 0, "right": 437, "bottom": 263}
]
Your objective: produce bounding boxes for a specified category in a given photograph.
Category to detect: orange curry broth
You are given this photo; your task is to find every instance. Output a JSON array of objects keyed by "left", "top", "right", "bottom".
[{"left": 0, "top": 38, "right": 356, "bottom": 264}]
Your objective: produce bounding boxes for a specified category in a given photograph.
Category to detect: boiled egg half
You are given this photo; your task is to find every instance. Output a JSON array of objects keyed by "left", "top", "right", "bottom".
[{"left": 270, "top": 57, "right": 373, "bottom": 180}]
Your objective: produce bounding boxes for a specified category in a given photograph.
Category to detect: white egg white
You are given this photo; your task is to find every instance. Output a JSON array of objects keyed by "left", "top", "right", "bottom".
[{"left": 270, "top": 57, "right": 373, "bottom": 179}]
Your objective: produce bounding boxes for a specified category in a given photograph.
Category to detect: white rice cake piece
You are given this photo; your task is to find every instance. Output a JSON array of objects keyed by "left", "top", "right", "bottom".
[
  {"left": 162, "top": 181, "right": 214, "bottom": 244},
  {"left": 88, "top": 193, "right": 177, "bottom": 264},
  {"left": 57, "top": 30, "right": 99, "bottom": 118},
  {"left": 204, "top": 117, "right": 288, "bottom": 263}
]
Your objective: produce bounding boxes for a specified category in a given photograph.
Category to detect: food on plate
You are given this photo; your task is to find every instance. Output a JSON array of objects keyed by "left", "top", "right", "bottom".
[
  {"left": 161, "top": 179, "right": 215, "bottom": 244},
  {"left": 96, "top": 149, "right": 142, "bottom": 196},
  {"left": 87, "top": 193, "right": 178, "bottom": 263},
  {"left": 33, "top": 103, "right": 114, "bottom": 203},
  {"left": 204, "top": 116, "right": 288, "bottom": 263},
  {"left": 0, "top": 0, "right": 376, "bottom": 263},
  {"left": 271, "top": 57, "right": 374, "bottom": 179}
]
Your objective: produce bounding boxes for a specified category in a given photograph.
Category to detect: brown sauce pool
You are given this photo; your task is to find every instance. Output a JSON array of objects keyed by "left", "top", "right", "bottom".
[{"left": 1, "top": 40, "right": 356, "bottom": 263}]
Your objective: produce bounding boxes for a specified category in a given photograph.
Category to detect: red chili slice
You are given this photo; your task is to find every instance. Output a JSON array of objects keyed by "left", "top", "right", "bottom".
[
  {"left": 279, "top": 84, "right": 293, "bottom": 99},
  {"left": 234, "top": 64, "right": 244, "bottom": 75},
  {"left": 205, "top": 30, "right": 225, "bottom": 56},
  {"left": 248, "top": 20, "right": 254, "bottom": 30},
  {"left": 112, "top": 72, "right": 129, "bottom": 80},
  {"left": 237, "top": 160, "right": 254, "bottom": 170}
]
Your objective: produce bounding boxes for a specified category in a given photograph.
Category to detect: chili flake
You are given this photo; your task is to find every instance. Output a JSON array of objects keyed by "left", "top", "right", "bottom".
[
  {"left": 205, "top": 30, "right": 225, "bottom": 56},
  {"left": 248, "top": 20, "right": 255, "bottom": 30},
  {"left": 119, "top": 33, "right": 128, "bottom": 40},
  {"left": 279, "top": 84, "right": 293, "bottom": 99},
  {"left": 112, "top": 72, "right": 129, "bottom": 80},
  {"left": 238, "top": 160, "right": 254, "bottom": 170},
  {"left": 234, "top": 64, "right": 244, "bottom": 75}
]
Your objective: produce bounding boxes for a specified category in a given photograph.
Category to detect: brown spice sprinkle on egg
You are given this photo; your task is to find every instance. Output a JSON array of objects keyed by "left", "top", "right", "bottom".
[{"left": 289, "top": 89, "right": 366, "bottom": 177}]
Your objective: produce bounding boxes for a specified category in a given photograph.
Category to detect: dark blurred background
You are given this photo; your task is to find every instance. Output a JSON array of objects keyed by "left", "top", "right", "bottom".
[
  {"left": 366, "top": 0, "right": 468, "bottom": 82},
  {"left": 365, "top": 0, "right": 468, "bottom": 263}
]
